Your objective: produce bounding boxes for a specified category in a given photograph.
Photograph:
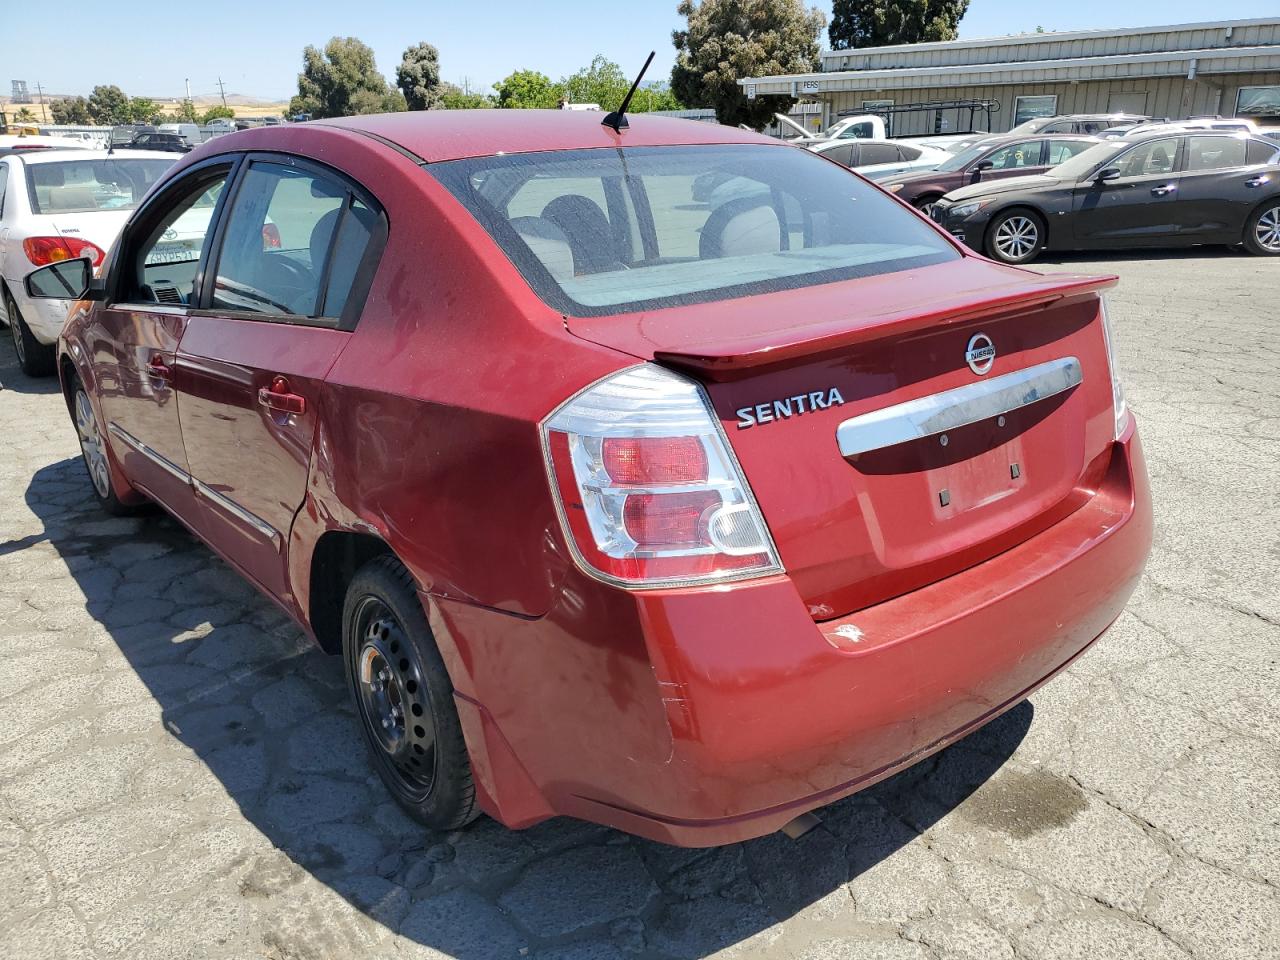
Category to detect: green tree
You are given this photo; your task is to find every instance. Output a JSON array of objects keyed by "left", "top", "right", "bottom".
[
  {"left": 201, "top": 105, "right": 235, "bottom": 124},
  {"left": 293, "top": 36, "right": 398, "bottom": 119},
  {"left": 672, "top": 0, "right": 825, "bottom": 128},
  {"left": 438, "top": 83, "right": 495, "bottom": 109},
  {"left": 87, "top": 84, "right": 132, "bottom": 124},
  {"left": 494, "top": 69, "right": 563, "bottom": 109},
  {"left": 50, "top": 96, "right": 92, "bottom": 124},
  {"left": 13, "top": 107, "right": 37, "bottom": 123},
  {"left": 171, "top": 99, "right": 199, "bottom": 123},
  {"left": 129, "top": 97, "right": 160, "bottom": 123},
  {"left": 396, "top": 42, "right": 444, "bottom": 110},
  {"left": 631, "top": 82, "right": 683, "bottom": 112},
  {"left": 562, "top": 55, "right": 630, "bottom": 110},
  {"left": 828, "top": 0, "right": 969, "bottom": 49}
]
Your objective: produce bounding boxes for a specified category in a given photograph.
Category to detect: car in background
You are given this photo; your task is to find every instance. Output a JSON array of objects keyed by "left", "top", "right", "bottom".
[
  {"left": 157, "top": 122, "right": 203, "bottom": 147},
  {"left": 1112, "top": 117, "right": 1259, "bottom": 138},
  {"left": 128, "top": 132, "right": 192, "bottom": 154},
  {"left": 110, "top": 124, "right": 156, "bottom": 147},
  {"left": 0, "top": 149, "right": 178, "bottom": 374},
  {"left": 0, "top": 134, "right": 93, "bottom": 158},
  {"left": 877, "top": 134, "right": 1099, "bottom": 215},
  {"left": 775, "top": 112, "right": 888, "bottom": 145},
  {"left": 26, "top": 111, "right": 1149, "bottom": 847},
  {"left": 931, "top": 131, "right": 1280, "bottom": 263},
  {"left": 810, "top": 138, "right": 952, "bottom": 179},
  {"left": 1007, "top": 114, "right": 1149, "bottom": 137}
]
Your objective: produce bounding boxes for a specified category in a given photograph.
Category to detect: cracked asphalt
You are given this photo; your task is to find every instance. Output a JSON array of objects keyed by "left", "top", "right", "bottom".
[{"left": 0, "top": 248, "right": 1277, "bottom": 960}]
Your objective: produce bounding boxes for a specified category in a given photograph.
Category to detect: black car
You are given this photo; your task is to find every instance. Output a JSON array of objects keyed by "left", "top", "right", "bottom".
[
  {"left": 127, "top": 132, "right": 191, "bottom": 154},
  {"left": 932, "top": 132, "right": 1280, "bottom": 263}
]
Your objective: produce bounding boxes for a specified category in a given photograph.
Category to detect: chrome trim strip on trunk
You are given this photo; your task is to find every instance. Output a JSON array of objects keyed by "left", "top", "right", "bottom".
[
  {"left": 836, "top": 357, "right": 1082, "bottom": 457},
  {"left": 107, "top": 421, "right": 280, "bottom": 544},
  {"left": 107, "top": 422, "right": 190, "bottom": 482}
]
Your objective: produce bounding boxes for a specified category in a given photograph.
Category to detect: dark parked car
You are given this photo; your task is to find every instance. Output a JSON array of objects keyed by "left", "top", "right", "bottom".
[
  {"left": 932, "top": 131, "right": 1280, "bottom": 263},
  {"left": 879, "top": 134, "right": 1098, "bottom": 214},
  {"left": 1006, "top": 114, "right": 1149, "bottom": 137},
  {"left": 128, "top": 132, "right": 191, "bottom": 154}
]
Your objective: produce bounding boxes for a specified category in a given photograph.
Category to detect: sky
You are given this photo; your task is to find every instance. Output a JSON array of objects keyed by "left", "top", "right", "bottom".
[{"left": 5, "top": 0, "right": 1278, "bottom": 103}]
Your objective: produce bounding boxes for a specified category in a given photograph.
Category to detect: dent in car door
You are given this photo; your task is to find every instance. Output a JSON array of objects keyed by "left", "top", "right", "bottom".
[
  {"left": 1071, "top": 137, "right": 1183, "bottom": 245},
  {"left": 174, "top": 156, "right": 384, "bottom": 603},
  {"left": 93, "top": 161, "right": 235, "bottom": 517}
]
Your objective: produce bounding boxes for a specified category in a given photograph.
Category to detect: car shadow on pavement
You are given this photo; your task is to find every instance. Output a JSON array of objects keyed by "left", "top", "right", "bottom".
[{"left": 20, "top": 455, "right": 1032, "bottom": 959}]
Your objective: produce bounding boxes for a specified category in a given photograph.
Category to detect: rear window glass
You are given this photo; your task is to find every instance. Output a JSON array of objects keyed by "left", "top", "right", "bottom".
[
  {"left": 26, "top": 158, "right": 172, "bottom": 214},
  {"left": 428, "top": 144, "right": 957, "bottom": 318}
]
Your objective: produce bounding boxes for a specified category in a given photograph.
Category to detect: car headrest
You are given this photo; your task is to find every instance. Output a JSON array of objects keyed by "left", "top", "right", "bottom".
[
  {"left": 541, "top": 195, "right": 618, "bottom": 275},
  {"left": 699, "top": 198, "right": 782, "bottom": 260},
  {"left": 510, "top": 216, "right": 574, "bottom": 283}
]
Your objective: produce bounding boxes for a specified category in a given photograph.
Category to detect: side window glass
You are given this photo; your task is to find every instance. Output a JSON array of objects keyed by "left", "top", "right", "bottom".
[
  {"left": 211, "top": 162, "right": 348, "bottom": 318},
  {"left": 858, "top": 144, "right": 900, "bottom": 165},
  {"left": 130, "top": 169, "right": 230, "bottom": 305},
  {"left": 1116, "top": 138, "right": 1178, "bottom": 177},
  {"left": 986, "top": 141, "right": 1041, "bottom": 169},
  {"left": 1186, "top": 136, "right": 1247, "bottom": 171},
  {"left": 0, "top": 164, "right": 8, "bottom": 218},
  {"left": 897, "top": 145, "right": 922, "bottom": 161},
  {"left": 321, "top": 198, "right": 376, "bottom": 318},
  {"left": 1046, "top": 140, "right": 1092, "bottom": 164},
  {"left": 1246, "top": 139, "right": 1280, "bottom": 165}
]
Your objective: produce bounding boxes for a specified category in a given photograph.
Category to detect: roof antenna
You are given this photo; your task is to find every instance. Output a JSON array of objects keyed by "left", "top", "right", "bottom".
[{"left": 602, "top": 51, "right": 655, "bottom": 134}]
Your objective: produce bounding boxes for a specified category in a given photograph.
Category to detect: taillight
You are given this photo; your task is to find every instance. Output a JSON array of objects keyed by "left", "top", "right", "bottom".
[
  {"left": 541, "top": 364, "right": 782, "bottom": 588},
  {"left": 262, "top": 223, "right": 282, "bottom": 249},
  {"left": 23, "top": 236, "right": 106, "bottom": 268},
  {"left": 1099, "top": 296, "right": 1128, "bottom": 439}
]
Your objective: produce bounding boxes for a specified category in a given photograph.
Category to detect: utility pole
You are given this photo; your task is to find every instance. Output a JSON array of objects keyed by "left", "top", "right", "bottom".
[
  {"left": 216, "top": 76, "right": 228, "bottom": 108},
  {"left": 185, "top": 78, "right": 191, "bottom": 102},
  {"left": 35, "top": 81, "right": 47, "bottom": 122}
]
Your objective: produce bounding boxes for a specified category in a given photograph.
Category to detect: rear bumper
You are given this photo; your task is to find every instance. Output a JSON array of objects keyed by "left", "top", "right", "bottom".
[
  {"left": 439, "top": 424, "right": 1152, "bottom": 846},
  {"left": 4, "top": 280, "right": 70, "bottom": 345}
]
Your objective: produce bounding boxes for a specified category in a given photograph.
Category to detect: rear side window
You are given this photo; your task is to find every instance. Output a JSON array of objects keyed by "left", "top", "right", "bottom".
[
  {"left": 428, "top": 144, "right": 958, "bottom": 318},
  {"left": 1186, "top": 136, "right": 1247, "bottom": 171},
  {"left": 897, "top": 145, "right": 923, "bottom": 161},
  {"left": 1046, "top": 139, "right": 1094, "bottom": 164},
  {"left": 211, "top": 161, "right": 374, "bottom": 321},
  {"left": 1247, "top": 139, "right": 1280, "bottom": 165},
  {"left": 858, "top": 143, "right": 901, "bottom": 166}
]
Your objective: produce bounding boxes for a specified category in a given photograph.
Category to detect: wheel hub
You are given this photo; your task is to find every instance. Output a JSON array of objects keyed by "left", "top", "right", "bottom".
[
  {"left": 1256, "top": 206, "right": 1280, "bottom": 252},
  {"left": 995, "top": 216, "right": 1037, "bottom": 260},
  {"left": 74, "top": 390, "right": 110, "bottom": 498}
]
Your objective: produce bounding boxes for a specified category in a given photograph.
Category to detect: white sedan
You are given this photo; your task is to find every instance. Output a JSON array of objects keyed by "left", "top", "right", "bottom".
[
  {"left": 810, "top": 138, "right": 953, "bottom": 180},
  {"left": 0, "top": 149, "right": 177, "bottom": 374}
]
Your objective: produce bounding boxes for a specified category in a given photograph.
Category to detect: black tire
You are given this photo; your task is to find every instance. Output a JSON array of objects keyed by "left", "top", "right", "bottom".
[
  {"left": 66, "top": 372, "right": 144, "bottom": 516},
  {"left": 1242, "top": 200, "right": 1280, "bottom": 256},
  {"left": 985, "top": 209, "right": 1046, "bottom": 264},
  {"left": 914, "top": 194, "right": 944, "bottom": 218},
  {"left": 342, "top": 554, "right": 478, "bottom": 831},
  {"left": 5, "top": 288, "right": 56, "bottom": 377}
]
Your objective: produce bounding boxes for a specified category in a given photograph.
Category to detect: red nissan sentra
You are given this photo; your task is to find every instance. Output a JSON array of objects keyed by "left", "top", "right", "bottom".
[{"left": 28, "top": 111, "right": 1151, "bottom": 846}]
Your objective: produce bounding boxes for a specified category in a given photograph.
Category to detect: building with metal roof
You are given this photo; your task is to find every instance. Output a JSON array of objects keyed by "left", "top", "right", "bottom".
[{"left": 738, "top": 17, "right": 1280, "bottom": 136}]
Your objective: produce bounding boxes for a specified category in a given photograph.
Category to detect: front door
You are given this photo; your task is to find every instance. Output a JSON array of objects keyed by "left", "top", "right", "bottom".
[
  {"left": 1071, "top": 137, "right": 1183, "bottom": 246},
  {"left": 92, "top": 161, "right": 234, "bottom": 515},
  {"left": 175, "top": 157, "right": 381, "bottom": 602}
]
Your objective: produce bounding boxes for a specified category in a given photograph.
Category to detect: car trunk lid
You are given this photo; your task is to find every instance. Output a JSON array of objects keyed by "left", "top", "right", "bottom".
[{"left": 567, "top": 258, "right": 1120, "bottom": 619}]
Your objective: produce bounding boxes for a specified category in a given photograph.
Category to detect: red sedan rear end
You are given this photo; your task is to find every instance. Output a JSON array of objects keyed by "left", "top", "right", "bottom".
[{"left": 46, "top": 111, "right": 1151, "bottom": 846}]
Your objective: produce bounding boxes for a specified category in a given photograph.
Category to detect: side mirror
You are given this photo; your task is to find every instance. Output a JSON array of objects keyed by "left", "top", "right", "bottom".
[
  {"left": 972, "top": 160, "right": 994, "bottom": 182},
  {"left": 1095, "top": 167, "right": 1122, "bottom": 183},
  {"left": 23, "top": 258, "right": 105, "bottom": 301}
]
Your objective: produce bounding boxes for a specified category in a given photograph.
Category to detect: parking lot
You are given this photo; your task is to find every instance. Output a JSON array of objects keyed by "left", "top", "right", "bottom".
[{"left": 0, "top": 248, "right": 1276, "bottom": 959}]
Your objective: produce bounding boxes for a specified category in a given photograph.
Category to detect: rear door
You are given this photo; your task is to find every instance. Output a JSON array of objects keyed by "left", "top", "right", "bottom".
[
  {"left": 1071, "top": 137, "right": 1183, "bottom": 245},
  {"left": 1176, "top": 135, "right": 1278, "bottom": 240},
  {"left": 89, "top": 159, "right": 234, "bottom": 516},
  {"left": 174, "top": 155, "right": 384, "bottom": 602}
]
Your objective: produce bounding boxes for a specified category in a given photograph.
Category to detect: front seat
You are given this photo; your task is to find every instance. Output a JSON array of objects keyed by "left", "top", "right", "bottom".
[
  {"left": 1147, "top": 146, "right": 1171, "bottom": 174},
  {"left": 699, "top": 198, "right": 782, "bottom": 260},
  {"left": 541, "top": 195, "right": 620, "bottom": 275}
]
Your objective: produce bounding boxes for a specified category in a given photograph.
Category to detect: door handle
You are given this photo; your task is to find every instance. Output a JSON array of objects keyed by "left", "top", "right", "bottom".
[
  {"left": 147, "top": 354, "right": 172, "bottom": 382},
  {"left": 1150, "top": 184, "right": 1176, "bottom": 197},
  {"left": 258, "top": 376, "right": 306, "bottom": 415},
  {"left": 1245, "top": 175, "right": 1268, "bottom": 188}
]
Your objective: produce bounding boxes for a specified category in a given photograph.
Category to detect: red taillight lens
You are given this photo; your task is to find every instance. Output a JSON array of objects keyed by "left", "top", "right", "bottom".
[
  {"left": 262, "top": 223, "right": 282, "bottom": 249},
  {"left": 602, "top": 436, "right": 708, "bottom": 485},
  {"left": 623, "top": 490, "right": 720, "bottom": 548},
  {"left": 22, "top": 236, "right": 106, "bottom": 268}
]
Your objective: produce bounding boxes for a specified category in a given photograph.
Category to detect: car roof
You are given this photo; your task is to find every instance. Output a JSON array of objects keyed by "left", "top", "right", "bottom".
[
  {"left": 315, "top": 109, "right": 774, "bottom": 163},
  {"left": 14, "top": 148, "right": 172, "bottom": 164}
]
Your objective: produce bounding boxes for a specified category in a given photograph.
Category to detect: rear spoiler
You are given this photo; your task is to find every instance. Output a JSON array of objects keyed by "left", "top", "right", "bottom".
[{"left": 654, "top": 274, "right": 1117, "bottom": 379}]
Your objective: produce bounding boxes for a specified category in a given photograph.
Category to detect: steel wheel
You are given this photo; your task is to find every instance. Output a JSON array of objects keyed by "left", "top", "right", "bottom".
[
  {"left": 74, "top": 389, "right": 111, "bottom": 499},
  {"left": 1254, "top": 205, "right": 1280, "bottom": 253},
  {"left": 352, "top": 595, "right": 437, "bottom": 797},
  {"left": 993, "top": 215, "right": 1039, "bottom": 262}
]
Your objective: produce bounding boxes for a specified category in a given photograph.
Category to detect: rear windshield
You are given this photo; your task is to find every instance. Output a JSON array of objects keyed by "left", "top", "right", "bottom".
[
  {"left": 428, "top": 144, "right": 958, "bottom": 317},
  {"left": 26, "top": 158, "right": 173, "bottom": 214}
]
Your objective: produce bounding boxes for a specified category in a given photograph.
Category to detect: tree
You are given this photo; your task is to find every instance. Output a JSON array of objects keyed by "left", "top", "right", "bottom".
[
  {"left": 562, "top": 55, "right": 630, "bottom": 110},
  {"left": 87, "top": 84, "right": 132, "bottom": 124},
  {"left": 632, "top": 82, "right": 683, "bottom": 112},
  {"left": 172, "top": 99, "right": 198, "bottom": 123},
  {"left": 438, "top": 83, "right": 495, "bottom": 109},
  {"left": 828, "top": 0, "right": 969, "bottom": 49},
  {"left": 129, "top": 97, "right": 161, "bottom": 123},
  {"left": 396, "top": 42, "right": 444, "bottom": 110},
  {"left": 13, "top": 107, "right": 37, "bottom": 123},
  {"left": 50, "top": 96, "right": 91, "bottom": 124},
  {"left": 201, "top": 105, "right": 235, "bottom": 124},
  {"left": 494, "top": 69, "right": 563, "bottom": 109},
  {"left": 672, "top": 0, "right": 825, "bottom": 129},
  {"left": 293, "top": 36, "right": 399, "bottom": 119}
]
